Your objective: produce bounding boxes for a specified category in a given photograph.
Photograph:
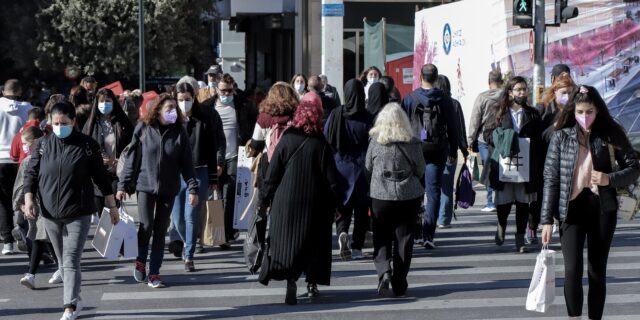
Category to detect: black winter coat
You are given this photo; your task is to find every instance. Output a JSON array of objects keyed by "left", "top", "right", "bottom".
[
  {"left": 23, "top": 131, "right": 114, "bottom": 220},
  {"left": 485, "top": 106, "right": 543, "bottom": 193},
  {"left": 541, "top": 126, "right": 640, "bottom": 224},
  {"left": 186, "top": 106, "right": 226, "bottom": 184},
  {"left": 118, "top": 121, "right": 198, "bottom": 196}
]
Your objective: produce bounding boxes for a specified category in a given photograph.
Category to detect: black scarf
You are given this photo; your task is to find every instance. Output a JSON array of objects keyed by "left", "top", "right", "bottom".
[
  {"left": 365, "top": 82, "right": 389, "bottom": 117},
  {"left": 326, "top": 79, "right": 365, "bottom": 153}
]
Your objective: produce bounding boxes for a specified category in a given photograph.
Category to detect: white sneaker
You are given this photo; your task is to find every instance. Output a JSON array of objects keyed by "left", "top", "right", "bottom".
[
  {"left": 49, "top": 269, "right": 63, "bottom": 284},
  {"left": 481, "top": 206, "right": 497, "bottom": 212},
  {"left": 20, "top": 273, "right": 35, "bottom": 289},
  {"left": 59, "top": 310, "right": 78, "bottom": 320},
  {"left": 423, "top": 240, "right": 436, "bottom": 249},
  {"left": 2, "top": 243, "right": 14, "bottom": 255},
  {"left": 338, "top": 232, "right": 351, "bottom": 261},
  {"left": 351, "top": 249, "right": 364, "bottom": 260}
]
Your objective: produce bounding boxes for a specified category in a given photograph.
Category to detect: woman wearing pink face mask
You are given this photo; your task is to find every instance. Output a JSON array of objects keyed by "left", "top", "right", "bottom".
[
  {"left": 541, "top": 85, "right": 640, "bottom": 320},
  {"left": 116, "top": 93, "right": 199, "bottom": 288},
  {"left": 527, "top": 73, "right": 576, "bottom": 245}
]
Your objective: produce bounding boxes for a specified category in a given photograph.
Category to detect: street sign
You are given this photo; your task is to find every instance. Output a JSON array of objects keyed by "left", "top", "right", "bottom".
[{"left": 322, "top": 4, "right": 344, "bottom": 17}]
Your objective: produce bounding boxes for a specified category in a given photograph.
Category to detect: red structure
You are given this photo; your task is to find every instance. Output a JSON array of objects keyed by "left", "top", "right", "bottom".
[{"left": 386, "top": 54, "right": 415, "bottom": 98}]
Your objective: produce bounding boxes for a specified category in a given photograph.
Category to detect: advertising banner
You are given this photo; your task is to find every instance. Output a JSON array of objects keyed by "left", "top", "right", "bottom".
[{"left": 414, "top": 0, "right": 640, "bottom": 147}]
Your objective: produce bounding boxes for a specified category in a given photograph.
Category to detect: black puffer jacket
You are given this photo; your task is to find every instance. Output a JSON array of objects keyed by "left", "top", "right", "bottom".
[
  {"left": 541, "top": 126, "right": 640, "bottom": 224},
  {"left": 23, "top": 131, "right": 114, "bottom": 220}
]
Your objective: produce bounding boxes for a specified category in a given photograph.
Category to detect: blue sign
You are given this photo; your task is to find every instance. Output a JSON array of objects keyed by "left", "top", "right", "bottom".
[
  {"left": 322, "top": 4, "right": 344, "bottom": 17},
  {"left": 443, "top": 23, "right": 452, "bottom": 55}
]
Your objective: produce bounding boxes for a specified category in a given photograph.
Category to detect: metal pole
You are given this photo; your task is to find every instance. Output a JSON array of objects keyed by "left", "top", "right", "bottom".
[
  {"left": 533, "top": 0, "right": 545, "bottom": 104},
  {"left": 138, "top": 0, "right": 145, "bottom": 91}
]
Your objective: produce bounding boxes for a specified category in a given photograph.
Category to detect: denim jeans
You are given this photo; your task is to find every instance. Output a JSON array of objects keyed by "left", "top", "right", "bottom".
[
  {"left": 171, "top": 167, "right": 208, "bottom": 260},
  {"left": 137, "top": 192, "right": 175, "bottom": 275},
  {"left": 478, "top": 141, "right": 495, "bottom": 208},
  {"left": 44, "top": 215, "right": 91, "bottom": 310},
  {"left": 422, "top": 152, "right": 446, "bottom": 242},
  {"left": 438, "top": 157, "right": 457, "bottom": 226}
]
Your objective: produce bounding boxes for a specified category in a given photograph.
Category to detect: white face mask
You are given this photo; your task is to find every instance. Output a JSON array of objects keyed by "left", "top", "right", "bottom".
[
  {"left": 178, "top": 100, "right": 193, "bottom": 114},
  {"left": 295, "top": 84, "right": 305, "bottom": 93},
  {"left": 367, "top": 77, "right": 379, "bottom": 84}
]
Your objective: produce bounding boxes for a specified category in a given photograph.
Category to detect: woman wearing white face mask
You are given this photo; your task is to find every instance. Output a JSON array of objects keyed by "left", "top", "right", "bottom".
[
  {"left": 82, "top": 89, "right": 133, "bottom": 217},
  {"left": 116, "top": 94, "right": 199, "bottom": 288},
  {"left": 527, "top": 73, "right": 576, "bottom": 245},
  {"left": 23, "top": 101, "right": 120, "bottom": 320},
  {"left": 541, "top": 86, "right": 640, "bottom": 320},
  {"left": 170, "top": 82, "right": 226, "bottom": 271},
  {"left": 290, "top": 74, "right": 308, "bottom": 99},
  {"left": 359, "top": 66, "right": 382, "bottom": 101}
]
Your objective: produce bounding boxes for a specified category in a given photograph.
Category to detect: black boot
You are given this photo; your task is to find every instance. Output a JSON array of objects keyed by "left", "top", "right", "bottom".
[
  {"left": 515, "top": 233, "right": 528, "bottom": 253},
  {"left": 495, "top": 224, "right": 506, "bottom": 246},
  {"left": 285, "top": 279, "right": 297, "bottom": 305},
  {"left": 377, "top": 272, "right": 392, "bottom": 297},
  {"left": 307, "top": 283, "right": 319, "bottom": 298}
]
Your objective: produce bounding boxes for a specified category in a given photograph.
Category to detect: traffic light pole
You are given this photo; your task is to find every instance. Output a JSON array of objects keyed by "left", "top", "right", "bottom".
[{"left": 533, "top": 0, "right": 545, "bottom": 104}]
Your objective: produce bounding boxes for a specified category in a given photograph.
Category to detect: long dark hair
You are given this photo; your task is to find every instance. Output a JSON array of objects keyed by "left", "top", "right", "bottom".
[
  {"left": 83, "top": 88, "right": 131, "bottom": 136},
  {"left": 175, "top": 82, "right": 204, "bottom": 119},
  {"left": 496, "top": 76, "right": 528, "bottom": 123},
  {"left": 555, "top": 85, "right": 630, "bottom": 148}
]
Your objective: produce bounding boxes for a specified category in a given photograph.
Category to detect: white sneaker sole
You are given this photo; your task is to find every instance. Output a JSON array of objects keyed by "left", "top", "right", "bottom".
[{"left": 20, "top": 278, "right": 35, "bottom": 289}]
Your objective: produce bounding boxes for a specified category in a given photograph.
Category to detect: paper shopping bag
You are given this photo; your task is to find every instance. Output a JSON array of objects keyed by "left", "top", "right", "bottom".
[
  {"left": 203, "top": 189, "right": 226, "bottom": 246},
  {"left": 118, "top": 206, "right": 138, "bottom": 259},
  {"left": 92, "top": 208, "right": 125, "bottom": 260},
  {"left": 526, "top": 247, "right": 556, "bottom": 313}
]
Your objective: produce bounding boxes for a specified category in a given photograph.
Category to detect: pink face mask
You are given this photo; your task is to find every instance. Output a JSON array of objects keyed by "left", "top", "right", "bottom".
[{"left": 576, "top": 113, "right": 595, "bottom": 130}]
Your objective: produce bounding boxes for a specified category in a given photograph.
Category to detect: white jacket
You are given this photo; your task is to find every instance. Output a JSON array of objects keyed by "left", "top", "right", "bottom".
[{"left": 0, "top": 97, "right": 32, "bottom": 163}]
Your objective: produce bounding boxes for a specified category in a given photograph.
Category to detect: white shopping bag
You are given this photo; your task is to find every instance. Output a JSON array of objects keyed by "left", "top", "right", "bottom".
[
  {"left": 499, "top": 138, "right": 531, "bottom": 183},
  {"left": 526, "top": 246, "right": 556, "bottom": 313},
  {"left": 118, "top": 206, "right": 138, "bottom": 259},
  {"left": 92, "top": 208, "right": 125, "bottom": 260},
  {"left": 233, "top": 146, "right": 257, "bottom": 230}
]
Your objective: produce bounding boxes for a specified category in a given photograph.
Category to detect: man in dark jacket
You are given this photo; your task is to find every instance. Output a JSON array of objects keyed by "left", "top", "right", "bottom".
[
  {"left": 401, "top": 64, "right": 458, "bottom": 249},
  {"left": 319, "top": 74, "right": 342, "bottom": 107},
  {"left": 467, "top": 70, "right": 503, "bottom": 212},
  {"left": 308, "top": 75, "right": 337, "bottom": 124},
  {"left": 201, "top": 74, "right": 258, "bottom": 246}
]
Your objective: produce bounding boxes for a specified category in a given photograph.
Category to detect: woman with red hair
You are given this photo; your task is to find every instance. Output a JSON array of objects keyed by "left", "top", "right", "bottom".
[
  {"left": 259, "top": 99, "right": 342, "bottom": 305},
  {"left": 527, "top": 73, "right": 575, "bottom": 244}
]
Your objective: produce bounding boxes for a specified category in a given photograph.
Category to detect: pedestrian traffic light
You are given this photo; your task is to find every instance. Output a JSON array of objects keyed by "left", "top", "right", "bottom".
[
  {"left": 513, "top": 0, "right": 534, "bottom": 28},
  {"left": 555, "top": 0, "right": 579, "bottom": 24}
]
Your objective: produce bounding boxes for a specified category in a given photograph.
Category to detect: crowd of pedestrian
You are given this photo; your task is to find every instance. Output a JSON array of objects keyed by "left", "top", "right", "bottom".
[{"left": 1, "top": 60, "right": 638, "bottom": 320}]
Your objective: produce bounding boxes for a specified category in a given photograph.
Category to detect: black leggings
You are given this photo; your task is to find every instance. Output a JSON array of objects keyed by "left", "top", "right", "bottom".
[
  {"left": 29, "top": 240, "right": 56, "bottom": 275},
  {"left": 561, "top": 189, "right": 616, "bottom": 320},
  {"left": 496, "top": 202, "right": 529, "bottom": 234}
]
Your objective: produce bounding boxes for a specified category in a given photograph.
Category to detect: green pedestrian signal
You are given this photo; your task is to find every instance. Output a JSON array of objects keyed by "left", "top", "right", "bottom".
[{"left": 513, "top": 0, "right": 534, "bottom": 28}]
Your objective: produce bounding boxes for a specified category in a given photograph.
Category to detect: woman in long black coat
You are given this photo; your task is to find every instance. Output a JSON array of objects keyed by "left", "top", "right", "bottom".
[{"left": 260, "top": 98, "right": 342, "bottom": 305}]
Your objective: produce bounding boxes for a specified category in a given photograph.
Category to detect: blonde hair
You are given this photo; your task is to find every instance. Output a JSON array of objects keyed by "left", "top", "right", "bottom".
[{"left": 369, "top": 102, "right": 414, "bottom": 144}]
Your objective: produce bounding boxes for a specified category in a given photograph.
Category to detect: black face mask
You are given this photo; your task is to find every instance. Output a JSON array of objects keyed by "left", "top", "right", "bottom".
[{"left": 513, "top": 96, "right": 528, "bottom": 106}]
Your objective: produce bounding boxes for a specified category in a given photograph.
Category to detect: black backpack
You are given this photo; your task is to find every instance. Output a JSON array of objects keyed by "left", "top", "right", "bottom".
[{"left": 409, "top": 92, "right": 446, "bottom": 152}]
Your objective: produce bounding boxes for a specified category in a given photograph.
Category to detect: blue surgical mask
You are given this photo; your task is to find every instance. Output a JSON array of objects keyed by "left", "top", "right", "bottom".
[
  {"left": 220, "top": 95, "right": 234, "bottom": 105},
  {"left": 52, "top": 124, "right": 73, "bottom": 139},
  {"left": 98, "top": 102, "right": 113, "bottom": 115}
]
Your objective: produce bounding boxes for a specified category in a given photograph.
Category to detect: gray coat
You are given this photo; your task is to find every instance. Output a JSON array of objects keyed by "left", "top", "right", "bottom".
[
  {"left": 468, "top": 88, "right": 502, "bottom": 146},
  {"left": 365, "top": 137, "right": 425, "bottom": 201}
]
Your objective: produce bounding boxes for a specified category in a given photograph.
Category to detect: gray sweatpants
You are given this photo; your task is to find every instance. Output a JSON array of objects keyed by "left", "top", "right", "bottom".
[{"left": 44, "top": 215, "right": 91, "bottom": 309}]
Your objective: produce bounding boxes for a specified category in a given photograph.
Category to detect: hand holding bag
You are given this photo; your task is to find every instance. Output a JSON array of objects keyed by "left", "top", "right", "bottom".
[{"left": 526, "top": 245, "right": 556, "bottom": 313}]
